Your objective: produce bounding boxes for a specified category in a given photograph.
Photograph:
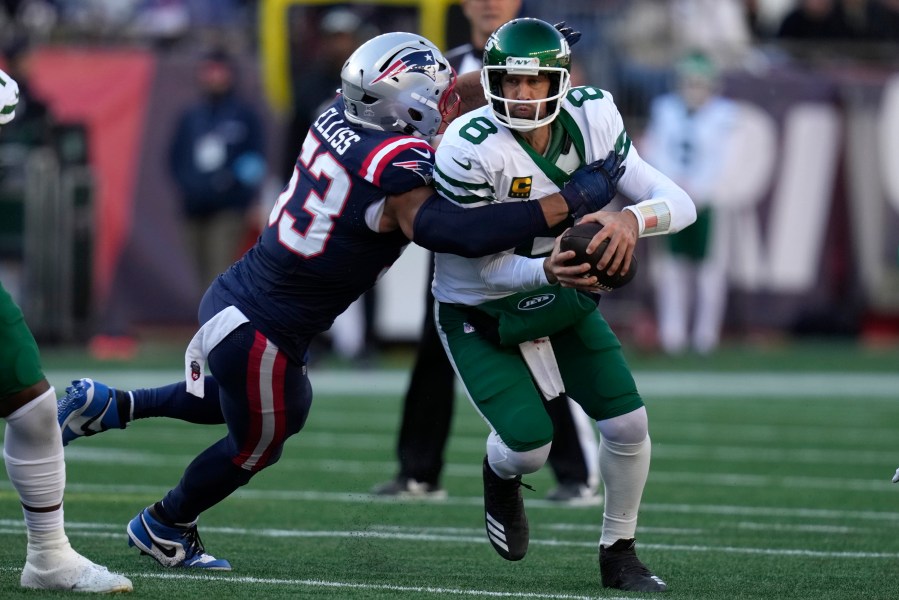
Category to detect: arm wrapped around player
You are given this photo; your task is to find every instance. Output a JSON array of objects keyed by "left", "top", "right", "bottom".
[{"left": 412, "top": 192, "right": 550, "bottom": 257}]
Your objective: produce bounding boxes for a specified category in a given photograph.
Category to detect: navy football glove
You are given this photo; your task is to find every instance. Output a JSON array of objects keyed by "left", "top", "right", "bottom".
[
  {"left": 554, "top": 21, "right": 582, "bottom": 47},
  {"left": 560, "top": 150, "right": 626, "bottom": 219}
]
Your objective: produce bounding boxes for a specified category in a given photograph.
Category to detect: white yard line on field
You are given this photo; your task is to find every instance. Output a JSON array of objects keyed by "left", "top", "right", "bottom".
[
  {"left": 44, "top": 369, "right": 899, "bottom": 399},
  {"left": 0, "top": 520, "right": 896, "bottom": 560},
  {"left": 50, "top": 449, "right": 899, "bottom": 493},
  {"left": 0, "top": 565, "right": 653, "bottom": 600},
  {"left": 4, "top": 480, "right": 899, "bottom": 518}
]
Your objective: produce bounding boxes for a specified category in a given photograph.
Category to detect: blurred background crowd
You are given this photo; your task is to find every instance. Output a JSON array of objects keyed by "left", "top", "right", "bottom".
[{"left": 1, "top": 0, "right": 898, "bottom": 361}]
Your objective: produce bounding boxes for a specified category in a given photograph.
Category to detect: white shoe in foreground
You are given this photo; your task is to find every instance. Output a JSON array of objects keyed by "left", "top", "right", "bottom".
[{"left": 21, "top": 548, "right": 133, "bottom": 593}]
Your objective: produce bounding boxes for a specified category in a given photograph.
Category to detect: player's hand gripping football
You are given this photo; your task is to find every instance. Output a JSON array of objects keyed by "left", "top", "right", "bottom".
[
  {"left": 543, "top": 234, "right": 606, "bottom": 292},
  {"left": 0, "top": 68, "right": 19, "bottom": 126},
  {"left": 560, "top": 151, "right": 626, "bottom": 220},
  {"left": 570, "top": 208, "right": 639, "bottom": 280}
]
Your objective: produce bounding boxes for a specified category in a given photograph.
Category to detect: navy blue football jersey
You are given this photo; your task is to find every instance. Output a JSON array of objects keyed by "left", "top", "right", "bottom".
[{"left": 211, "top": 98, "right": 435, "bottom": 363}]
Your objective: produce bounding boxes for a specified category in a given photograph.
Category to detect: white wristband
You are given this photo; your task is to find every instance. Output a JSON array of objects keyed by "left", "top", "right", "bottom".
[{"left": 624, "top": 200, "right": 672, "bottom": 237}]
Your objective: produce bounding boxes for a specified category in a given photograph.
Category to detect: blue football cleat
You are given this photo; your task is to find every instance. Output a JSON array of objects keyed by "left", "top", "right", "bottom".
[
  {"left": 127, "top": 507, "right": 231, "bottom": 570},
  {"left": 57, "top": 378, "right": 127, "bottom": 446}
]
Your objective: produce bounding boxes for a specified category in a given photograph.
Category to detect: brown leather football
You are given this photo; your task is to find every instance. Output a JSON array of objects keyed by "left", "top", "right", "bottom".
[{"left": 559, "top": 222, "right": 637, "bottom": 291}]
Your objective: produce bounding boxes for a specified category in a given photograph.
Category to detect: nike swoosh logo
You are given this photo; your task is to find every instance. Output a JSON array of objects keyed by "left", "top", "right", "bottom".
[
  {"left": 157, "top": 543, "right": 178, "bottom": 559},
  {"left": 80, "top": 397, "right": 112, "bottom": 434},
  {"left": 142, "top": 514, "right": 179, "bottom": 558},
  {"left": 410, "top": 147, "right": 431, "bottom": 159},
  {"left": 452, "top": 157, "right": 472, "bottom": 170}
]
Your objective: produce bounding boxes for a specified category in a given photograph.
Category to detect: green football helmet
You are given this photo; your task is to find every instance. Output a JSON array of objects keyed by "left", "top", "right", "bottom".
[{"left": 481, "top": 18, "right": 572, "bottom": 131}]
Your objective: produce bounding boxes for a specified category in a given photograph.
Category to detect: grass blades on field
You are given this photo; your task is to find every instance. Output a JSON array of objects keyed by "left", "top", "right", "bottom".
[{"left": 0, "top": 344, "right": 898, "bottom": 599}]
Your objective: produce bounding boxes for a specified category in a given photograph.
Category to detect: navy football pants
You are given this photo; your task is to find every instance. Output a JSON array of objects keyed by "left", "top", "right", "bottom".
[{"left": 145, "top": 320, "right": 311, "bottom": 524}]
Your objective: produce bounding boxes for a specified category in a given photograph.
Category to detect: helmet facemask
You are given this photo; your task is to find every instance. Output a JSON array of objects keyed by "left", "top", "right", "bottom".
[
  {"left": 480, "top": 18, "right": 573, "bottom": 132},
  {"left": 481, "top": 61, "right": 570, "bottom": 131}
]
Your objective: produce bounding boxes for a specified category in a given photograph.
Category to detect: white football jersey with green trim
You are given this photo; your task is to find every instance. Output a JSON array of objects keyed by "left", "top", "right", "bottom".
[{"left": 432, "top": 86, "right": 629, "bottom": 306}]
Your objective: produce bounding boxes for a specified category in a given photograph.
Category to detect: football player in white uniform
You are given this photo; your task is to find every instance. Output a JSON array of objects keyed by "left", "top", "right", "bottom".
[{"left": 431, "top": 19, "right": 696, "bottom": 593}]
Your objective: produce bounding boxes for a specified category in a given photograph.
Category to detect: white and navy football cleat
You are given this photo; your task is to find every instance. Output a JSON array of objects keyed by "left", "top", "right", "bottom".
[
  {"left": 58, "top": 378, "right": 128, "bottom": 446},
  {"left": 21, "top": 547, "right": 133, "bottom": 593},
  {"left": 127, "top": 507, "right": 231, "bottom": 570}
]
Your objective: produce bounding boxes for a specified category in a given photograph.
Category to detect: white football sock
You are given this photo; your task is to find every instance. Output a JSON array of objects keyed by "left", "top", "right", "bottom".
[
  {"left": 598, "top": 435, "right": 651, "bottom": 547},
  {"left": 3, "top": 387, "right": 68, "bottom": 545}
]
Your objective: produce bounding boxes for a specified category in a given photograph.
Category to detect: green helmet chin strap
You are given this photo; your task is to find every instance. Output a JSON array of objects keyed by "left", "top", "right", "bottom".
[{"left": 480, "top": 18, "right": 572, "bottom": 131}]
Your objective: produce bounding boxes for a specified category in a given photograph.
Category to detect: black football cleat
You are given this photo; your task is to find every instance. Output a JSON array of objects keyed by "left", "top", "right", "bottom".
[
  {"left": 482, "top": 456, "right": 529, "bottom": 561},
  {"left": 599, "top": 538, "right": 667, "bottom": 592}
]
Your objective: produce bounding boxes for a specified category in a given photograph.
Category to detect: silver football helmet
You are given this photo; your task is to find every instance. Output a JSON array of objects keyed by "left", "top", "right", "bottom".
[{"left": 340, "top": 32, "right": 458, "bottom": 139}]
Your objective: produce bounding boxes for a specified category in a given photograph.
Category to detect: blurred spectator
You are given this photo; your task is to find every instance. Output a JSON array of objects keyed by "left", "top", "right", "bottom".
[
  {"left": 445, "top": 0, "right": 523, "bottom": 74},
  {"left": 641, "top": 51, "right": 740, "bottom": 355},
  {"left": 669, "top": 0, "right": 753, "bottom": 64},
  {"left": 611, "top": 0, "right": 752, "bottom": 121},
  {"left": 776, "top": 0, "right": 853, "bottom": 39},
  {"left": 840, "top": 0, "right": 899, "bottom": 40},
  {"left": 131, "top": 0, "right": 191, "bottom": 46},
  {"left": 168, "top": 48, "right": 266, "bottom": 288},
  {"left": 0, "top": 0, "right": 58, "bottom": 42},
  {"left": 48, "top": 1, "right": 254, "bottom": 49}
]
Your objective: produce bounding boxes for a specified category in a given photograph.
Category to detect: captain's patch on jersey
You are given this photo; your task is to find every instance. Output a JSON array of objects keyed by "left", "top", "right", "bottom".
[{"left": 508, "top": 176, "right": 532, "bottom": 198}]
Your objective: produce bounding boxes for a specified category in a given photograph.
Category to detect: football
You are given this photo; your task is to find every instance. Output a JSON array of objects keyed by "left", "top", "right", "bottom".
[{"left": 559, "top": 222, "right": 637, "bottom": 291}]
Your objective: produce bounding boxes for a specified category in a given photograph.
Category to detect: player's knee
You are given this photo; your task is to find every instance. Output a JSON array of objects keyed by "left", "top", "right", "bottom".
[
  {"left": 597, "top": 406, "right": 648, "bottom": 445},
  {"left": 4, "top": 386, "right": 57, "bottom": 445},
  {"left": 487, "top": 431, "right": 550, "bottom": 476},
  {"left": 507, "top": 444, "right": 551, "bottom": 474}
]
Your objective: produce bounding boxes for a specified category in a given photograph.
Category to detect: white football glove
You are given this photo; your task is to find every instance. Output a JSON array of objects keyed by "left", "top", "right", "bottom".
[
  {"left": 893, "top": 468, "right": 899, "bottom": 483},
  {"left": 0, "top": 68, "right": 20, "bottom": 125}
]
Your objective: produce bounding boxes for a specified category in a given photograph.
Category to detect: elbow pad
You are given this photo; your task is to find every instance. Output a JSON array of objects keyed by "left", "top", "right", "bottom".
[{"left": 412, "top": 194, "right": 550, "bottom": 258}]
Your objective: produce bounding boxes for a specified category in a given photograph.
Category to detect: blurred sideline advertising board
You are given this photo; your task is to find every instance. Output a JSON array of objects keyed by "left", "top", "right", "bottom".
[{"left": 21, "top": 45, "right": 899, "bottom": 342}]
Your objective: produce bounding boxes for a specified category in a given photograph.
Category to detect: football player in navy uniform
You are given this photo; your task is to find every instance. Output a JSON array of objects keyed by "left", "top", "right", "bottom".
[{"left": 57, "top": 32, "right": 621, "bottom": 570}]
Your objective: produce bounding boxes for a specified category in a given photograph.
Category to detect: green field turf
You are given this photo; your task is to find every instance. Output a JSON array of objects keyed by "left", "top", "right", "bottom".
[{"left": 1, "top": 342, "right": 898, "bottom": 599}]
